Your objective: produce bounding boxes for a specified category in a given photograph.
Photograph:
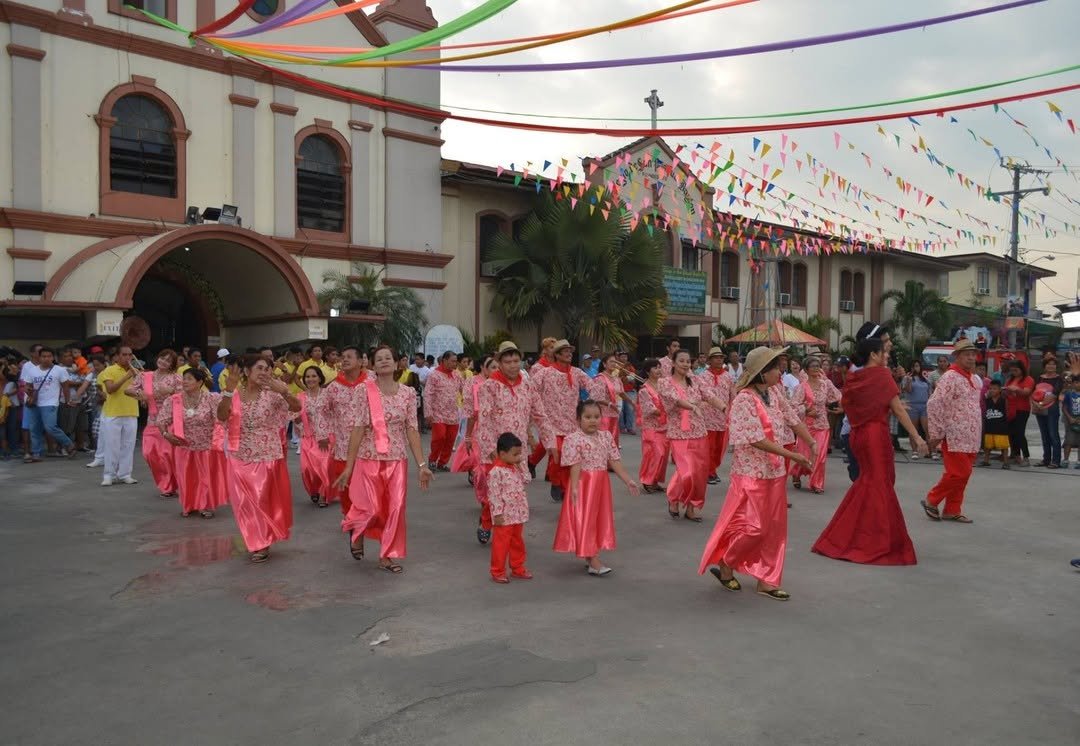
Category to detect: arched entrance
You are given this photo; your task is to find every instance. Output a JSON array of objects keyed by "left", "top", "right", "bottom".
[{"left": 131, "top": 265, "right": 217, "bottom": 354}]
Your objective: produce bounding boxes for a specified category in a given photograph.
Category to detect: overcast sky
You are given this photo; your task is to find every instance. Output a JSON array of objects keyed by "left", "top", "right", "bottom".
[{"left": 419, "top": 0, "right": 1080, "bottom": 313}]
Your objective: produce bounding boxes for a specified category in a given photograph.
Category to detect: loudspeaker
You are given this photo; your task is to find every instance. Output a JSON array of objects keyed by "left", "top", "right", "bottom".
[
  {"left": 12, "top": 280, "right": 47, "bottom": 296},
  {"left": 348, "top": 299, "right": 371, "bottom": 313}
]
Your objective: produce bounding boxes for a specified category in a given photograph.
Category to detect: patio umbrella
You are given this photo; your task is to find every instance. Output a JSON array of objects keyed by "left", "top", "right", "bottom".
[{"left": 725, "top": 319, "right": 827, "bottom": 347}]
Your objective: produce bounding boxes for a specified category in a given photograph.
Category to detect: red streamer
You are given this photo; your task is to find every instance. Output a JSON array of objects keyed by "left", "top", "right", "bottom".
[{"left": 193, "top": 0, "right": 257, "bottom": 37}]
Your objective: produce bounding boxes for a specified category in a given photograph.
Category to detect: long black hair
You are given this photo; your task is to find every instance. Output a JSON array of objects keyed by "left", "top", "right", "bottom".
[{"left": 852, "top": 337, "right": 885, "bottom": 367}]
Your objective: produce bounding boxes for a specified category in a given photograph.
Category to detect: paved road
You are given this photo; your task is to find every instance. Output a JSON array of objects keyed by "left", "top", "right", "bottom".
[{"left": 1, "top": 435, "right": 1077, "bottom": 745}]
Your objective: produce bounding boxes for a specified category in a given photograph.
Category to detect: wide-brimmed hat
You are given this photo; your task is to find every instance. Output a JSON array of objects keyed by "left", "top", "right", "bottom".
[
  {"left": 953, "top": 338, "right": 976, "bottom": 354},
  {"left": 707, "top": 346, "right": 725, "bottom": 359},
  {"left": 553, "top": 339, "right": 574, "bottom": 353},
  {"left": 735, "top": 345, "right": 789, "bottom": 390},
  {"left": 496, "top": 340, "right": 521, "bottom": 358}
]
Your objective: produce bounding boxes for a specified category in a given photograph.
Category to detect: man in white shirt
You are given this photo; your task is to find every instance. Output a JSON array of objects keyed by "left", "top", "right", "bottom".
[
  {"left": 19, "top": 346, "right": 74, "bottom": 462},
  {"left": 781, "top": 358, "right": 802, "bottom": 394},
  {"left": 726, "top": 351, "right": 744, "bottom": 380}
]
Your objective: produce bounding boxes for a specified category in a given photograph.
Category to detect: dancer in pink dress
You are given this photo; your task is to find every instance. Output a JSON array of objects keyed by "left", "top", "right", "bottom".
[
  {"left": 131, "top": 349, "right": 182, "bottom": 497},
  {"left": 658, "top": 350, "right": 726, "bottom": 522},
  {"left": 637, "top": 359, "right": 670, "bottom": 494},
  {"left": 553, "top": 400, "right": 639, "bottom": 575},
  {"left": 789, "top": 357, "right": 842, "bottom": 494},
  {"left": 424, "top": 350, "right": 463, "bottom": 471},
  {"left": 700, "top": 346, "right": 813, "bottom": 601},
  {"left": 534, "top": 339, "right": 590, "bottom": 502},
  {"left": 336, "top": 345, "right": 431, "bottom": 573},
  {"left": 296, "top": 366, "right": 333, "bottom": 507},
  {"left": 158, "top": 367, "right": 226, "bottom": 518},
  {"left": 322, "top": 347, "right": 367, "bottom": 514},
  {"left": 699, "top": 347, "right": 733, "bottom": 485},
  {"left": 217, "top": 355, "right": 300, "bottom": 563},
  {"left": 587, "top": 354, "right": 627, "bottom": 447}
]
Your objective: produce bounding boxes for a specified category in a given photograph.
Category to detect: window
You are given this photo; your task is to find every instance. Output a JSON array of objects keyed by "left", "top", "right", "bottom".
[
  {"left": 840, "top": 270, "right": 853, "bottom": 304},
  {"left": 680, "top": 239, "right": 700, "bottom": 271},
  {"left": 852, "top": 271, "right": 865, "bottom": 312},
  {"left": 976, "top": 266, "right": 991, "bottom": 295},
  {"left": 297, "top": 134, "right": 346, "bottom": 234},
  {"left": 938, "top": 273, "right": 949, "bottom": 297},
  {"left": 777, "top": 260, "right": 807, "bottom": 307},
  {"left": 108, "top": 0, "right": 176, "bottom": 22},
  {"left": 996, "top": 268, "right": 1009, "bottom": 297},
  {"left": 109, "top": 95, "right": 177, "bottom": 197},
  {"left": 512, "top": 215, "right": 528, "bottom": 242},
  {"left": 478, "top": 213, "right": 507, "bottom": 278},
  {"left": 248, "top": 0, "right": 283, "bottom": 21},
  {"left": 719, "top": 251, "right": 739, "bottom": 295}
]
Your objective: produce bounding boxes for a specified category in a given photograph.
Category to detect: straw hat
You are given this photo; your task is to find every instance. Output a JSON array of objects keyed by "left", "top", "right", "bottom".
[
  {"left": 735, "top": 345, "right": 790, "bottom": 390},
  {"left": 707, "top": 346, "right": 725, "bottom": 358},
  {"left": 553, "top": 339, "right": 574, "bottom": 353},
  {"left": 496, "top": 340, "right": 521, "bottom": 358},
  {"left": 953, "top": 338, "right": 976, "bottom": 354}
]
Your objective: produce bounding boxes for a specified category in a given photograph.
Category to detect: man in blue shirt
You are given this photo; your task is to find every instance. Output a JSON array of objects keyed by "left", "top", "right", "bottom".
[
  {"left": 585, "top": 346, "right": 601, "bottom": 378},
  {"left": 208, "top": 348, "right": 229, "bottom": 392}
]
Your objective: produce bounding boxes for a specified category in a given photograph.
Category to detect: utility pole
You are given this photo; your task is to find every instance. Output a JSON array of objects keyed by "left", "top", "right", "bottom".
[
  {"left": 987, "top": 161, "right": 1049, "bottom": 347},
  {"left": 644, "top": 89, "right": 664, "bottom": 130}
]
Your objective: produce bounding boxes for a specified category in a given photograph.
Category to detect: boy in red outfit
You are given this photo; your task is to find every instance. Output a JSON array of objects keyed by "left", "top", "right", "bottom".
[{"left": 488, "top": 432, "right": 532, "bottom": 583}]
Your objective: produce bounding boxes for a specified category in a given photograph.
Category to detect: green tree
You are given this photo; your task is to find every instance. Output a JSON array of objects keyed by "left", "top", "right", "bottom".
[
  {"left": 485, "top": 192, "right": 668, "bottom": 351},
  {"left": 781, "top": 314, "right": 842, "bottom": 345},
  {"left": 317, "top": 267, "right": 428, "bottom": 355},
  {"left": 880, "top": 280, "right": 951, "bottom": 356},
  {"left": 713, "top": 323, "right": 751, "bottom": 346}
]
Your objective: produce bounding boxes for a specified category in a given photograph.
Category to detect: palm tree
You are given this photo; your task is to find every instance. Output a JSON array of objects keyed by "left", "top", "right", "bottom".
[
  {"left": 317, "top": 267, "right": 428, "bottom": 355},
  {"left": 880, "top": 280, "right": 951, "bottom": 356},
  {"left": 781, "top": 314, "right": 842, "bottom": 346},
  {"left": 486, "top": 192, "right": 668, "bottom": 351},
  {"left": 713, "top": 323, "right": 751, "bottom": 346}
]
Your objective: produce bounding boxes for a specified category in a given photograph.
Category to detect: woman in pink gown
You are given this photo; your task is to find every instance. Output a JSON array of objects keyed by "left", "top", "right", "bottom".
[
  {"left": 700, "top": 347, "right": 814, "bottom": 601},
  {"left": 812, "top": 334, "right": 927, "bottom": 565},
  {"left": 336, "top": 345, "right": 432, "bottom": 573},
  {"left": 636, "top": 359, "right": 670, "bottom": 493},
  {"left": 217, "top": 355, "right": 301, "bottom": 563},
  {"left": 789, "top": 357, "right": 842, "bottom": 494},
  {"left": 158, "top": 368, "right": 226, "bottom": 518},
  {"left": 131, "top": 349, "right": 182, "bottom": 497},
  {"left": 296, "top": 366, "right": 333, "bottom": 507},
  {"left": 553, "top": 400, "right": 639, "bottom": 575},
  {"left": 587, "top": 354, "right": 625, "bottom": 447}
]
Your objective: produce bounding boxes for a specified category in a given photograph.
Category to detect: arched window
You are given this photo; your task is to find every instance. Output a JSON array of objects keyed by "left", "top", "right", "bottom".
[
  {"left": 97, "top": 81, "right": 188, "bottom": 222},
  {"left": 792, "top": 263, "right": 808, "bottom": 307},
  {"left": 296, "top": 131, "right": 349, "bottom": 237},
  {"left": 478, "top": 212, "right": 509, "bottom": 278},
  {"left": 109, "top": 95, "right": 177, "bottom": 197},
  {"left": 777, "top": 260, "right": 807, "bottom": 307},
  {"left": 248, "top": 0, "right": 284, "bottom": 22}
]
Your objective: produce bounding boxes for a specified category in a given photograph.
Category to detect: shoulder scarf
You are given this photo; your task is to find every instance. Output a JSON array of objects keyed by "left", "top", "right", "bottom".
[
  {"left": 335, "top": 370, "right": 367, "bottom": 388},
  {"left": 170, "top": 394, "right": 185, "bottom": 440},
  {"left": 672, "top": 380, "right": 692, "bottom": 432},
  {"left": 227, "top": 388, "right": 245, "bottom": 452},
  {"left": 748, "top": 391, "right": 784, "bottom": 471},
  {"left": 365, "top": 380, "right": 390, "bottom": 455},
  {"left": 142, "top": 372, "right": 157, "bottom": 416},
  {"left": 601, "top": 374, "right": 618, "bottom": 411},
  {"left": 298, "top": 391, "right": 313, "bottom": 437},
  {"left": 553, "top": 361, "right": 575, "bottom": 387},
  {"left": 490, "top": 370, "right": 522, "bottom": 397},
  {"left": 948, "top": 363, "right": 976, "bottom": 388},
  {"left": 638, "top": 382, "right": 668, "bottom": 428}
]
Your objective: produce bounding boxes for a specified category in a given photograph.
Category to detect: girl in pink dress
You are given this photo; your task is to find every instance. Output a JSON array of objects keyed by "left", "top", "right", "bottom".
[
  {"left": 789, "top": 357, "right": 842, "bottom": 494},
  {"left": 553, "top": 400, "right": 639, "bottom": 575},
  {"left": 296, "top": 366, "right": 333, "bottom": 507},
  {"left": 587, "top": 354, "right": 626, "bottom": 446},
  {"left": 131, "top": 349, "right": 182, "bottom": 497},
  {"left": 158, "top": 368, "right": 226, "bottom": 518},
  {"left": 637, "top": 359, "right": 670, "bottom": 493},
  {"left": 336, "top": 345, "right": 432, "bottom": 573},
  {"left": 659, "top": 350, "right": 725, "bottom": 522},
  {"left": 699, "top": 346, "right": 814, "bottom": 601},
  {"left": 217, "top": 355, "right": 301, "bottom": 563}
]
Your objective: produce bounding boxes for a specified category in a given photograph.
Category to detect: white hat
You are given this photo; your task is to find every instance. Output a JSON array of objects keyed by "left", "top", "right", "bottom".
[{"left": 216, "top": 348, "right": 230, "bottom": 358}]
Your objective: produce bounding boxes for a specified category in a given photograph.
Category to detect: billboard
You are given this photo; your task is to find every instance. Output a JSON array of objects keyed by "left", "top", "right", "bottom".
[{"left": 663, "top": 267, "right": 707, "bottom": 316}]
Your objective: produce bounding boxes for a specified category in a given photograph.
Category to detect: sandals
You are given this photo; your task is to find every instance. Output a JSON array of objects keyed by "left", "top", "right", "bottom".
[
  {"left": 349, "top": 535, "right": 365, "bottom": 560},
  {"left": 668, "top": 504, "right": 681, "bottom": 519},
  {"left": 249, "top": 549, "right": 270, "bottom": 563},
  {"left": 941, "top": 513, "right": 974, "bottom": 524},
  {"left": 199, "top": 510, "right": 214, "bottom": 519},
  {"left": 792, "top": 478, "right": 803, "bottom": 490},
  {"left": 920, "top": 500, "right": 941, "bottom": 521},
  {"left": 477, "top": 522, "right": 491, "bottom": 545},
  {"left": 309, "top": 493, "right": 320, "bottom": 504},
  {"left": 318, "top": 499, "right": 328, "bottom": 508},
  {"left": 810, "top": 488, "right": 824, "bottom": 495},
  {"left": 683, "top": 510, "right": 703, "bottom": 523},
  {"left": 642, "top": 484, "right": 657, "bottom": 494},
  {"left": 757, "top": 588, "right": 791, "bottom": 601},
  {"left": 380, "top": 562, "right": 403, "bottom": 574},
  {"left": 709, "top": 567, "right": 741, "bottom": 592}
]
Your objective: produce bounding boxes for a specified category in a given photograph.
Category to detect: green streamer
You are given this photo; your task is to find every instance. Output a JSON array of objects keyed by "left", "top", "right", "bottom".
[{"left": 131, "top": 5, "right": 189, "bottom": 34}]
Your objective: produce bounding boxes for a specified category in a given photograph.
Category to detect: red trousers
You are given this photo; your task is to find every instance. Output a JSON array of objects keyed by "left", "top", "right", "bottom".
[
  {"left": 545, "top": 435, "right": 569, "bottom": 491},
  {"left": 475, "top": 463, "right": 493, "bottom": 530},
  {"left": 490, "top": 523, "right": 527, "bottom": 578},
  {"left": 528, "top": 442, "right": 546, "bottom": 468},
  {"left": 926, "top": 441, "right": 976, "bottom": 516},
  {"left": 706, "top": 429, "right": 729, "bottom": 474},
  {"left": 428, "top": 422, "right": 459, "bottom": 467},
  {"left": 329, "top": 459, "right": 352, "bottom": 516}
]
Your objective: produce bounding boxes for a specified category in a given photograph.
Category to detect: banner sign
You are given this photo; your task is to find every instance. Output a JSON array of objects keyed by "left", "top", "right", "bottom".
[{"left": 663, "top": 267, "right": 707, "bottom": 315}]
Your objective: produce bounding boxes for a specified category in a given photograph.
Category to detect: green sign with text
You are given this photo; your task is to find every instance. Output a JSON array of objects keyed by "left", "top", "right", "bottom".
[{"left": 663, "top": 267, "right": 707, "bottom": 315}]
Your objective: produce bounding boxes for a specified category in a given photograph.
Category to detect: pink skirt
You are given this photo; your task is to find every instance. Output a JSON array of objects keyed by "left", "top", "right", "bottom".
[
  {"left": 227, "top": 457, "right": 293, "bottom": 552},
  {"left": 639, "top": 428, "right": 670, "bottom": 485},
  {"left": 667, "top": 437, "right": 709, "bottom": 510},
  {"left": 209, "top": 448, "right": 229, "bottom": 505},
  {"left": 790, "top": 428, "right": 831, "bottom": 491},
  {"left": 699, "top": 474, "right": 788, "bottom": 586},
  {"left": 553, "top": 469, "right": 616, "bottom": 558},
  {"left": 299, "top": 435, "right": 332, "bottom": 499},
  {"left": 341, "top": 458, "right": 407, "bottom": 559},
  {"left": 142, "top": 426, "right": 177, "bottom": 495},
  {"left": 450, "top": 438, "right": 477, "bottom": 473},
  {"left": 175, "top": 448, "right": 227, "bottom": 514}
]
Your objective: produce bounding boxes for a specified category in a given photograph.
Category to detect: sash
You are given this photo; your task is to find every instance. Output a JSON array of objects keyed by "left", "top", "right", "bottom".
[
  {"left": 227, "top": 389, "right": 243, "bottom": 452},
  {"left": 171, "top": 395, "right": 185, "bottom": 440},
  {"left": 602, "top": 375, "right": 618, "bottom": 413},
  {"left": 298, "top": 391, "right": 312, "bottom": 438},
  {"left": 801, "top": 380, "right": 816, "bottom": 411},
  {"left": 142, "top": 372, "right": 157, "bottom": 416},
  {"left": 672, "top": 381, "right": 692, "bottom": 432},
  {"left": 637, "top": 383, "right": 668, "bottom": 427},
  {"left": 472, "top": 378, "right": 481, "bottom": 410},
  {"left": 365, "top": 380, "right": 390, "bottom": 455},
  {"left": 749, "top": 393, "right": 784, "bottom": 471}
]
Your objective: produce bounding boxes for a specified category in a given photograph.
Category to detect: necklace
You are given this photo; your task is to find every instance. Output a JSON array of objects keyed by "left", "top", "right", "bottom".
[{"left": 182, "top": 390, "right": 201, "bottom": 417}]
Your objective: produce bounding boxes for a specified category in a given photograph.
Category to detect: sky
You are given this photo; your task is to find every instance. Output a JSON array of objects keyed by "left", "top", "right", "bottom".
[{"left": 414, "top": 0, "right": 1080, "bottom": 314}]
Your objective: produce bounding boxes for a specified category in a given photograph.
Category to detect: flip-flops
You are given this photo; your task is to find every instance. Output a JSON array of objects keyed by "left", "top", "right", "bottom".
[
  {"left": 920, "top": 500, "right": 941, "bottom": 521},
  {"left": 941, "top": 513, "right": 974, "bottom": 524}
]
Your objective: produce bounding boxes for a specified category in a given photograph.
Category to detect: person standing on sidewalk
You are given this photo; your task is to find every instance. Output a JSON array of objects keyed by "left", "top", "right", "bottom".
[
  {"left": 97, "top": 346, "right": 141, "bottom": 486},
  {"left": 1032, "top": 357, "right": 1064, "bottom": 468},
  {"left": 922, "top": 339, "right": 982, "bottom": 524},
  {"left": 18, "top": 347, "right": 75, "bottom": 462},
  {"left": 1003, "top": 360, "right": 1034, "bottom": 467}
]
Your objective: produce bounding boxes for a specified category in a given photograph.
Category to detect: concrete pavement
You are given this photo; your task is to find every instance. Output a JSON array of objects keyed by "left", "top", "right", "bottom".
[{"left": 1, "top": 435, "right": 1077, "bottom": 745}]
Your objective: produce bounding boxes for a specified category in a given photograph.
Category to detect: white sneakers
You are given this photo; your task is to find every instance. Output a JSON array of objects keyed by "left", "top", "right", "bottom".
[
  {"left": 100, "top": 477, "right": 113, "bottom": 486},
  {"left": 86, "top": 460, "right": 103, "bottom": 468},
  {"left": 120, "top": 476, "right": 138, "bottom": 485},
  {"left": 100, "top": 476, "right": 138, "bottom": 486}
]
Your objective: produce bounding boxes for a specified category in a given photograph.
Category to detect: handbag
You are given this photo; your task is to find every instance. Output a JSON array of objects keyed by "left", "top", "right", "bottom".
[{"left": 24, "top": 367, "right": 53, "bottom": 409}]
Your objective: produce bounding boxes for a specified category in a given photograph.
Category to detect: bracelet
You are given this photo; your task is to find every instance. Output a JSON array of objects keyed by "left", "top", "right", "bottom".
[{"left": 222, "top": 391, "right": 234, "bottom": 398}]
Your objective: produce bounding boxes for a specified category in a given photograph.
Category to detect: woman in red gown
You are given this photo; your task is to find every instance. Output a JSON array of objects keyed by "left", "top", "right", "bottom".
[{"left": 811, "top": 333, "right": 928, "bottom": 565}]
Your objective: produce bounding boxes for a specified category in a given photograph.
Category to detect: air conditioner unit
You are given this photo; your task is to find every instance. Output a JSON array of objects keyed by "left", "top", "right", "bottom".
[
  {"left": 720, "top": 286, "right": 740, "bottom": 300},
  {"left": 975, "top": 288, "right": 991, "bottom": 296},
  {"left": 777, "top": 292, "right": 792, "bottom": 306},
  {"left": 839, "top": 300, "right": 856, "bottom": 312}
]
